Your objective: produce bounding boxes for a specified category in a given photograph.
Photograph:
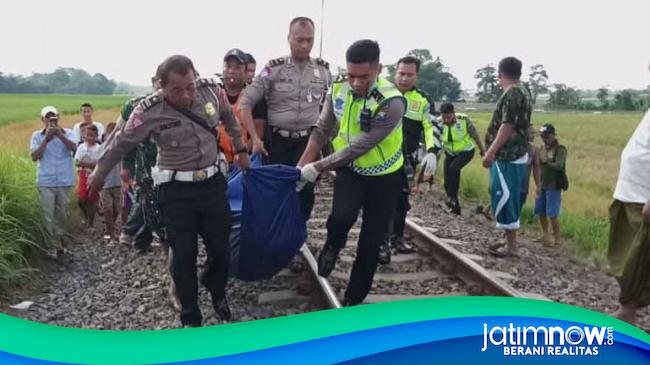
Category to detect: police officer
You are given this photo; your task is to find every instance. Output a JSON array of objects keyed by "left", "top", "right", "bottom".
[
  {"left": 297, "top": 40, "right": 406, "bottom": 306},
  {"left": 239, "top": 16, "right": 332, "bottom": 221},
  {"left": 438, "top": 102, "right": 485, "bottom": 215},
  {"left": 378, "top": 56, "right": 441, "bottom": 264},
  {"left": 89, "top": 55, "right": 250, "bottom": 327}
]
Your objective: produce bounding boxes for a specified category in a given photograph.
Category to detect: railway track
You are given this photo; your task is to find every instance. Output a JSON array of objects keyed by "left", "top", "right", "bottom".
[{"left": 296, "top": 173, "right": 526, "bottom": 312}]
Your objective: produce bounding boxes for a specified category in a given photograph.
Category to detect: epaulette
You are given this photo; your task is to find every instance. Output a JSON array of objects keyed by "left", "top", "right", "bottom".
[
  {"left": 129, "top": 94, "right": 147, "bottom": 105},
  {"left": 268, "top": 57, "right": 286, "bottom": 67},
  {"left": 333, "top": 74, "right": 347, "bottom": 83},
  {"left": 197, "top": 78, "right": 219, "bottom": 87},
  {"left": 369, "top": 89, "right": 385, "bottom": 104},
  {"left": 140, "top": 93, "right": 162, "bottom": 111},
  {"left": 414, "top": 87, "right": 432, "bottom": 100},
  {"left": 213, "top": 74, "right": 225, "bottom": 88},
  {"left": 314, "top": 58, "right": 330, "bottom": 69}
]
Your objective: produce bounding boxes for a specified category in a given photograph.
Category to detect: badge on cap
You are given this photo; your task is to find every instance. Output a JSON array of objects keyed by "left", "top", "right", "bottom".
[{"left": 205, "top": 102, "right": 216, "bottom": 117}]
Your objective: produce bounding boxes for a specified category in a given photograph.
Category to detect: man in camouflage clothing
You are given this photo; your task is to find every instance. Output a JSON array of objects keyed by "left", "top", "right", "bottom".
[
  {"left": 118, "top": 94, "right": 158, "bottom": 252},
  {"left": 482, "top": 57, "right": 532, "bottom": 257}
]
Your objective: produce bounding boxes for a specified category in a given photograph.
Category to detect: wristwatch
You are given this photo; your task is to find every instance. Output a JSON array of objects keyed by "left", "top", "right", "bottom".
[{"left": 235, "top": 147, "right": 248, "bottom": 154}]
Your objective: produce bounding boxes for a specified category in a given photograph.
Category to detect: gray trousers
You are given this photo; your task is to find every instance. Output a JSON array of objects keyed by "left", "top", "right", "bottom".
[{"left": 38, "top": 186, "right": 72, "bottom": 248}]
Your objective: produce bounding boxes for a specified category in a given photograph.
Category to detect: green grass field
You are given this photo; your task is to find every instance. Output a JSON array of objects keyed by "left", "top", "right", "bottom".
[
  {"left": 0, "top": 94, "right": 128, "bottom": 127},
  {"left": 457, "top": 111, "right": 644, "bottom": 261},
  {"left": 0, "top": 96, "right": 125, "bottom": 293}
]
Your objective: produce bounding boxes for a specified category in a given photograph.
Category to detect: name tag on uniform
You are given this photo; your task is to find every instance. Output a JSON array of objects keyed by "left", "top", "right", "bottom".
[
  {"left": 160, "top": 120, "right": 181, "bottom": 131},
  {"left": 409, "top": 101, "right": 421, "bottom": 112}
]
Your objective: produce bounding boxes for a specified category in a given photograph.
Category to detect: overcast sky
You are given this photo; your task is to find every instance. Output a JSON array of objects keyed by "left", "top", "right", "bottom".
[{"left": 2, "top": 0, "right": 649, "bottom": 91}]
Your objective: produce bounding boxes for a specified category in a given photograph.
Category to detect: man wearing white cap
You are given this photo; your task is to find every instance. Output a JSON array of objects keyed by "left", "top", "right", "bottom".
[{"left": 30, "top": 106, "right": 77, "bottom": 258}]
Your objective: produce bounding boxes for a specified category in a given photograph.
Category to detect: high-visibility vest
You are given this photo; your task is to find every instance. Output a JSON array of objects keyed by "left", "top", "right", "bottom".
[
  {"left": 439, "top": 113, "right": 475, "bottom": 154},
  {"left": 402, "top": 88, "right": 436, "bottom": 151},
  {"left": 331, "top": 77, "right": 405, "bottom": 176}
]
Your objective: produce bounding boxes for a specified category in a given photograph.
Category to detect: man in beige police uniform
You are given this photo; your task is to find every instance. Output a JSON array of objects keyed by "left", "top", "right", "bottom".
[
  {"left": 239, "top": 16, "right": 331, "bottom": 222},
  {"left": 89, "top": 55, "right": 249, "bottom": 327}
]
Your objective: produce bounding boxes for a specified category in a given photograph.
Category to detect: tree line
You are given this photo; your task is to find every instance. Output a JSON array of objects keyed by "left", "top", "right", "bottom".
[
  {"left": 0, "top": 68, "right": 117, "bottom": 95},
  {"left": 473, "top": 63, "right": 650, "bottom": 111},
  {"left": 3, "top": 58, "right": 648, "bottom": 110}
]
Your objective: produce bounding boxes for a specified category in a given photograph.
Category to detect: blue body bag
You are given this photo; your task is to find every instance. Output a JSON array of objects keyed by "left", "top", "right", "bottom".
[{"left": 227, "top": 156, "right": 307, "bottom": 281}]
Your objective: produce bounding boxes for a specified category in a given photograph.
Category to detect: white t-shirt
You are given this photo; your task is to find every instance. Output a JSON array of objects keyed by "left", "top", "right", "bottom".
[
  {"left": 74, "top": 143, "right": 101, "bottom": 170},
  {"left": 614, "top": 109, "right": 650, "bottom": 204},
  {"left": 72, "top": 121, "right": 105, "bottom": 144}
]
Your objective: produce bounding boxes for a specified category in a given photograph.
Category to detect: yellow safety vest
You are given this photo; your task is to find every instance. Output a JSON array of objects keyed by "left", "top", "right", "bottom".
[
  {"left": 440, "top": 113, "right": 475, "bottom": 154},
  {"left": 331, "top": 77, "right": 405, "bottom": 176},
  {"left": 402, "top": 88, "right": 435, "bottom": 151}
]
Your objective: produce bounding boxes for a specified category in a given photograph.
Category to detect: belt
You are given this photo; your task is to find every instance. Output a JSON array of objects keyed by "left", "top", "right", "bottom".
[
  {"left": 151, "top": 165, "right": 220, "bottom": 185},
  {"left": 273, "top": 127, "right": 311, "bottom": 139},
  {"left": 173, "top": 165, "right": 220, "bottom": 182}
]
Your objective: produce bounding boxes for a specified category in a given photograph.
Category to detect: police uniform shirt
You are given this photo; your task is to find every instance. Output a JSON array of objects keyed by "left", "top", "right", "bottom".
[
  {"left": 95, "top": 79, "right": 245, "bottom": 179},
  {"left": 240, "top": 56, "right": 332, "bottom": 132}
]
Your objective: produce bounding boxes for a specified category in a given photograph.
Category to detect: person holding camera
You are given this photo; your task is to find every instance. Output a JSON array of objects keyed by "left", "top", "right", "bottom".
[
  {"left": 296, "top": 40, "right": 406, "bottom": 306},
  {"left": 30, "top": 106, "right": 77, "bottom": 258},
  {"left": 535, "top": 123, "right": 567, "bottom": 246}
]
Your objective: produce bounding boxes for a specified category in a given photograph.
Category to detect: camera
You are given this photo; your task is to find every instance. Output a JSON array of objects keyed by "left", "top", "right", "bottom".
[{"left": 360, "top": 108, "right": 371, "bottom": 132}]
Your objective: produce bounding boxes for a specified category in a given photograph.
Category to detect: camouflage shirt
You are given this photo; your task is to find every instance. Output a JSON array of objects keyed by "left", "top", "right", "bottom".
[
  {"left": 120, "top": 96, "right": 157, "bottom": 184},
  {"left": 485, "top": 83, "right": 532, "bottom": 161}
]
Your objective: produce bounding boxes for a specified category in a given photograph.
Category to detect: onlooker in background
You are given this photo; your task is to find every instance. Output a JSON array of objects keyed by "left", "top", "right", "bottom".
[
  {"left": 30, "top": 106, "right": 77, "bottom": 258},
  {"left": 534, "top": 124, "right": 567, "bottom": 246},
  {"left": 217, "top": 48, "right": 267, "bottom": 165},
  {"left": 244, "top": 53, "right": 256, "bottom": 85},
  {"left": 100, "top": 122, "right": 122, "bottom": 243},
  {"left": 520, "top": 125, "right": 541, "bottom": 211},
  {"left": 72, "top": 103, "right": 105, "bottom": 144},
  {"left": 74, "top": 124, "right": 101, "bottom": 229},
  {"left": 482, "top": 57, "right": 532, "bottom": 258},
  {"left": 438, "top": 102, "right": 486, "bottom": 215},
  {"left": 608, "top": 104, "right": 650, "bottom": 325}
]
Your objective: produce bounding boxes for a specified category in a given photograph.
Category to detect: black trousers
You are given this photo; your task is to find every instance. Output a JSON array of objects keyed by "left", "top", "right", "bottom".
[
  {"left": 266, "top": 132, "right": 314, "bottom": 222},
  {"left": 121, "top": 187, "right": 153, "bottom": 249},
  {"left": 324, "top": 168, "right": 402, "bottom": 304},
  {"left": 158, "top": 174, "right": 231, "bottom": 326},
  {"left": 387, "top": 172, "right": 411, "bottom": 239},
  {"left": 443, "top": 149, "right": 475, "bottom": 200}
]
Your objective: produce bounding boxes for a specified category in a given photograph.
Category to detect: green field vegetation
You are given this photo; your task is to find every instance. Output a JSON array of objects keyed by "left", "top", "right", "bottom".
[
  {"left": 456, "top": 111, "right": 644, "bottom": 262},
  {"left": 0, "top": 100, "right": 124, "bottom": 293},
  {"left": 0, "top": 94, "right": 128, "bottom": 127}
]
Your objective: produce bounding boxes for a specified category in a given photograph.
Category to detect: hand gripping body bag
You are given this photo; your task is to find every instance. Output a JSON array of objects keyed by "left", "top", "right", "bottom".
[{"left": 227, "top": 156, "right": 307, "bottom": 281}]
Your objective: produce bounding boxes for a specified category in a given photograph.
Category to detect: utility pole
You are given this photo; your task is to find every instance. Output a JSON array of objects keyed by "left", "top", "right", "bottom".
[{"left": 319, "top": 0, "right": 325, "bottom": 58}]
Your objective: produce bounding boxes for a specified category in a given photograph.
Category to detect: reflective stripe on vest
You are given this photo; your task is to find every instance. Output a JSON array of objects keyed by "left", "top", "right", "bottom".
[
  {"left": 331, "top": 77, "right": 405, "bottom": 176},
  {"left": 441, "top": 114, "right": 475, "bottom": 154}
]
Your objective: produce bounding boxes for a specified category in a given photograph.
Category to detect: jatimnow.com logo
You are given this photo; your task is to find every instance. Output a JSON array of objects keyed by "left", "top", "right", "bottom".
[{"left": 481, "top": 323, "right": 614, "bottom": 356}]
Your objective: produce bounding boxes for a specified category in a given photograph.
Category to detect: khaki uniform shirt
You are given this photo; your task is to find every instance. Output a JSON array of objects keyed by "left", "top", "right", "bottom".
[
  {"left": 240, "top": 56, "right": 332, "bottom": 132},
  {"left": 95, "top": 78, "right": 245, "bottom": 180}
]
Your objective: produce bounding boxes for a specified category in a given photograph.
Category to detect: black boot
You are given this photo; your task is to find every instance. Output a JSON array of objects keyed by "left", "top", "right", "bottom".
[
  {"left": 391, "top": 236, "right": 416, "bottom": 254},
  {"left": 212, "top": 297, "right": 232, "bottom": 321},
  {"left": 378, "top": 241, "right": 391, "bottom": 265},
  {"left": 317, "top": 245, "right": 341, "bottom": 278},
  {"left": 450, "top": 197, "right": 461, "bottom": 215}
]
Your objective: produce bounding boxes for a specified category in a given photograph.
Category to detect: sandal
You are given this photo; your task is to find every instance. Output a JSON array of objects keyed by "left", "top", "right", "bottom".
[{"left": 489, "top": 246, "right": 519, "bottom": 258}]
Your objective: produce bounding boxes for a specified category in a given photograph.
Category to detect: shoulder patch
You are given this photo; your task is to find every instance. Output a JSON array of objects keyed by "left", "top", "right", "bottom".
[
  {"left": 197, "top": 78, "right": 219, "bottom": 88},
  {"left": 315, "top": 58, "right": 330, "bottom": 69},
  {"left": 268, "top": 57, "right": 286, "bottom": 67},
  {"left": 140, "top": 94, "right": 162, "bottom": 111}
]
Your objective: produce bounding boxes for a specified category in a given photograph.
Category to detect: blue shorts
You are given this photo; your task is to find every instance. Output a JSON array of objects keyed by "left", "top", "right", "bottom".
[{"left": 534, "top": 189, "right": 562, "bottom": 218}]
